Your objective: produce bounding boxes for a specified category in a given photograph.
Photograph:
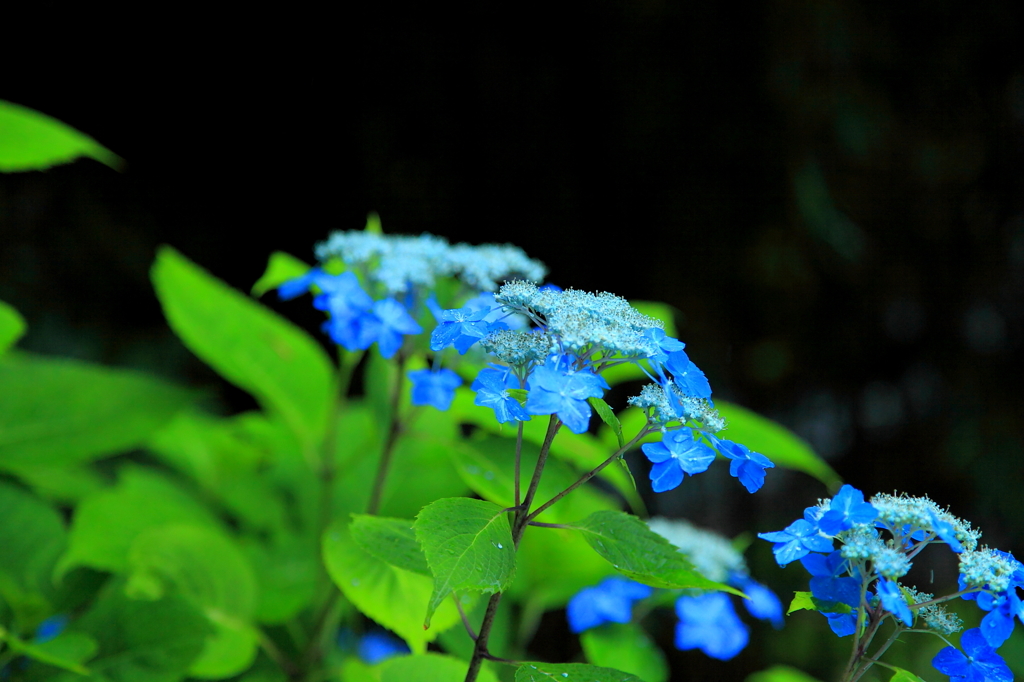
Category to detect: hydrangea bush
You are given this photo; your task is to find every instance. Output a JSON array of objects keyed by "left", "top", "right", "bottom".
[{"left": 1, "top": 103, "right": 1019, "bottom": 682}]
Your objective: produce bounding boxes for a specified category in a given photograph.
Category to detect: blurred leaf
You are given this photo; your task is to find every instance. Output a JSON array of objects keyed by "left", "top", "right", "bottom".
[
  {"left": 350, "top": 515, "right": 430, "bottom": 576},
  {"left": 507, "top": 526, "right": 613, "bottom": 613},
  {"left": 379, "top": 653, "right": 499, "bottom": 682},
  {"left": 515, "top": 662, "right": 644, "bottom": 682},
  {"left": 2, "top": 462, "right": 107, "bottom": 504},
  {"left": 240, "top": 534, "right": 318, "bottom": 624},
  {"left": 715, "top": 400, "right": 841, "bottom": 490},
  {"left": 581, "top": 623, "right": 667, "bottom": 682},
  {"left": 0, "top": 352, "right": 193, "bottom": 469},
  {"left": 888, "top": 669, "right": 927, "bottom": 682},
  {"left": 2, "top": 630, "right": 96, "bottom": 676},
  {"left": 567, "top": 511, "right": 743, "bottom": 595},
  {"left": 0, "top": 99, "right": 123, "bottom": 172},
  {"left": 125, "top": 524, "right": 259, "bottom": 678},
  {"left": 746, "top": 665, "right": 824, "bottom": 682},
  {"left": 251, "top": 251, "right": 312, "bottom": 297},
  {"left": 57, "top": 467, "right": 221, "bottom": 578},
  {"left": 0, "top": 299, "right": 26, "bottom": 353},
  {"left": 59, "top": 581, "right": 211, "bottom": 682},
  {"left": 322, "top": 520, "right": 462, "bottom": 653},
  {"left": 151, "top": 246, "right": 335, "bottom": 453},
  {"left": 414, "top": 498, "right": 515, "bottom": 627},
  {"left": 0, "top": 481, "right": 67, "bottom": 624}
]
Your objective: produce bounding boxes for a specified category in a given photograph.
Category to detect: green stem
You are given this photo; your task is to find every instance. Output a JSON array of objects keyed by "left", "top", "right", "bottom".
[
  {"left": 525, "top": 428, "right": 651, "bottom": 523},
  {"left": 514, "top": 421, "right": 524, "bottom": 507},
  {"left": 367, "top": 353, "right": 407, "bottom": 515},
  {"left": 254, "top": 627, "right": 300, "bottom": 679},
  {"left": 849, "top": 624, "right": 904, "bottom": 682}
]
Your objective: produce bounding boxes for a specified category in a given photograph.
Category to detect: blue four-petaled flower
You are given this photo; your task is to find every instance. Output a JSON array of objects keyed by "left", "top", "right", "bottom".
[
  {"left": 471, "top": 365, "right": 529, "bottom": 424},
  {"left": 932, "top": 628, "right": 1013, "bottom": 682},
  {"left": 525, "top": 355, "right": 608, "bottom": 434},
  {"left": 675, "top": 592, "right": 749, "bottom": 661},
  {"left": 818, "top": 485, "right": 878, "bottom": 536},
  {"left": 758, "top": 511, "right": 835, "bottom": 566},
  {"left": 408, "top": 368, "right": 462, "bottom": 411},
  {"left": 566, "top": 577, "right": 652, "bottom": 633},
  {"left": 641, "top": 428, "right": 717, "bottom": 493}
]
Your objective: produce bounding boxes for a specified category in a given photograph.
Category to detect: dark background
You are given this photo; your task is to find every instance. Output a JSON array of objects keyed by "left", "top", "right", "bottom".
[{"left": 3, "top": 2, "right": 1023, "bottom": 678}]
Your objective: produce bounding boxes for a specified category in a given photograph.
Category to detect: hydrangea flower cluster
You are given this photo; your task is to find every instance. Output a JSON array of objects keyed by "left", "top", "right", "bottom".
[
  {"left": 431, "top": 279, "right": 775, "bottom": 493},
  {"left": 759, "top": 485, "right": 1020, "bottom": 681},
  {"left": 566, "top": 519, "right": 783, "bottom": 662},
  {"left": 278, "top": 228, "right": 546, "bottom": 391}
]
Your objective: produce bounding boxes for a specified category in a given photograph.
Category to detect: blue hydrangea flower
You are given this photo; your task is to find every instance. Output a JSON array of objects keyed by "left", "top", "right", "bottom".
[
  {"left": 34, "top": 614, "right": 68, "bottom": 643},
  {"left": 525, "top": 355, "right": 608, "bottom": 434},
  {"left": 824, "top": 611, "right": 858, "bottom": 637},
  {"left": 471, "top": 365, "right": 529, "bottom": 424},
  {"left": 977, "top": 588, "right": 1024, "bottom": 648},
  {"left": 801, "top": 551, "right": 861, "bottom": 607},
  {"left": 818, "top": 485, "right": 878, "bottom": 536},
  {"left": 566, "top": 577, "right": 653, "bottom": 633},
  {"left": 710, "top": 436, "right": 775, "bottom": 493},
  {"left": 356, "top": 630, "right": 410, "bottom": 664},
  {"left": 729, "top": 574, "right": 784, "bottom": 629},
  {"left": 664, "top": 349, "right": 712, "bottom": 399},
  {"left": 758, "top": 511, "right": 835, "bottom": 566},
  {"left": 675, "top": 592, "right": 749, "bottom": 660},
  {"left": 877, "top": 579, "right": 913, "bottom": 627},
  {"left": 359, "top": 298, "right": 423, "bottom": 359},
  {"left": 641, "top": 428, "right": 717, "bottom": 493},
  {"left": 430, "top": 304, "right": 496, "bottom": 354},
  {"left": 928, "top": 508, "right": 965, "bottom": 553},
  {"left": 932, "top": 628, "right": 1013, "bottom": 682},
  {"left": 408, "top": 368, "right": 461, "bottom": 411}
]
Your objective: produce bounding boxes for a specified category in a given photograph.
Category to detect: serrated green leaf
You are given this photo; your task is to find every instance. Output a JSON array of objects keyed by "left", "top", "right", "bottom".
[
  {"left": 746, "top": 665, "right": 824, "bottom": 682},
  {"left": 322, "top": 520, "right": 462, "bottom": 653},
  {"left": 567, "top": 511, "right": 743, "bottom": 594},
  {"left": 0, "top": 299, "right": 26, "bottom": 354},
  {"left": 0, "top": 100, "right": 123, "bottom": 172},
  {"left": 151, "top": 246, "right": 335, "bottom": 452},
  {"left": 515, "top": 661, "right": 645, "bottom": 682},
  {"left": 0, "top": 352, "right": 193, "bottom": 469},
  {"left": 414, "top": 498, "right": 516, "bottom": 626},
  {"left": 379, "top": 653, "right": 499, "bottom": 682},
  {"left": 888, "top": 669, "right": 927, "bottom": 682},
  {"left": 787, "top": 591, "right": 817, "bottom": 614},
  {"left": 581, "top": 623, "right": 667, "bottom": 682},
  {"left": 715, "top": 400, "right": 841, "bottom": 490},
  {"left": 65, "top": 581, "right": 212, "bottom": 682},
  {"left": 351, "top": 515, "right": 430, "bottom": 576},
  {"left": 0, "top": 481, "right": 67, "bottom": 624},
  {"left": 251, "top": 251, "right": 313, "bottom": 297},
  {"left": 125, "top": 524, "right": 259, "bottom": 678},
  {"left": 589, "top": 397, "right": 624, "bottom": 449},
  {"left": 57, "top": 467, "right": 222, "bottom": 578}
]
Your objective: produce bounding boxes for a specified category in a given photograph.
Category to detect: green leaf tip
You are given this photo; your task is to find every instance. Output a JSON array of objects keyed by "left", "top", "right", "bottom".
[{"left": 0, "top": 100, "right": 124, "bottom": 172}]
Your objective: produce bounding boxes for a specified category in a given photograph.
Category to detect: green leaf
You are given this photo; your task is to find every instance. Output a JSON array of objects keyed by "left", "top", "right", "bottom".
[
  {"left": 0, "top": 100, "right": 123, "bottom": 172},
  {"left": 0, "top": 481, "right": 67, "bottom": 624},
  {"left": 0, "top": 299, "right": 26, "bottom": 353},
  {"left": 506, "top": 388, "right": 528, "bottom": 406},
  {"left": 350, "top": 515, "right": 430, "bottom": 576},
  {"left": 589, "top": 397, "right": 624, "bottom": 449},
  {"left": 746, "top": 665, "right": 824, "bottom": 682},
  {"left": 65, "top": 581, "right": 212, "bottom": 682},
  {"left": 414, "top": 498, "right": 516, "bottom": 626},
  {"left": 888, "top": 669, "right": 927, "bottom": 682},
  {"left": 515, "top": 661, "right": 645, "bottom": 682},
  {"left": 125, "top": 524, "right": 259, "bottom": 678},
  {"left": 567, "top": 511, "right": 742, "bottom": 594},
  {"left": 322, "top": 520, "right": 462, "bottom": 653},
  {"left": 151, "top": 246, "right": 335, "bottom": 452},
  {"left": 581, "top": 623, "right": 668, "bottom": 682},
  {"left": 715, "top": 400, "right": 841, "bottom": 490},
  {"left": 57, "top": 467, "right": 222, "bottom": 578},
  {"left": 251, "top": 251, "right": 313, "bottom": 297},
  {"left": 787, "top": 591, "right": 817, "bottom": 614},
  {"left": 240, "top": 534, "right": 318, "bottom": 624},
  {"left": 379, "top": 653, "right": 500, "bottom": 682},
  {"left": 1, "top": 630, "right": 96, "bottom": 675},
  {"left": 0, "top": 352, "right": 193, "bottom": 469}
]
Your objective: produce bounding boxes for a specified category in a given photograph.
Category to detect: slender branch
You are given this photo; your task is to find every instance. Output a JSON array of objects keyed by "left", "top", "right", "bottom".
[
  {"left": 526, "top": 428, "right": 650, "bottom": 523},
  {"left": 528, "top": 521, "right": 571, "bottom": 529},
  {"left": 850, "top": 625, "right": 905, "bottom": 682},
  {"left": 515, "top": 416, "right": 561, "bottom": 534},
  {"left": 367, "top": 353, "right": 407, "bottom": 515},
  {"left": 465, "top": 592, "right": 503, "bottom": 682},
  {"left": 455, "top": 594, "right": 478, "bottom": 640},
  {"left": 255, "top": 627, "right": 300, "bottom": 679},
  {"left": 514, "top": 421, "right": 524, "bottom": 507}
]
